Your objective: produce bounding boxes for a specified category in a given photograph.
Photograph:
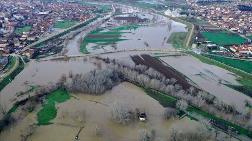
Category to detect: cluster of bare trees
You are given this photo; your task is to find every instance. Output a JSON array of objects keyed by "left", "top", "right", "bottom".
[
  {"left": 111, "top": 102, "right": 136, "bottom": 125},
  {"left": 65, "top": 69, "right": 122, "bottom": 95},
  {"left": 163, "top": 107, "right": 177, "bottom": 120},
  {"left": 138, "top": 129, "right": 156, "bottom": 141},
  {"left": 0, "top": 98, "right": 7, "bottom": 120},
  {"left": 176, "top": 100, "right": 188, "bottom": 111},
  {"left": 100, "top": 57, "right": 252, "bottom": 130},
  {"left": 169, "top": 127, "right": 212, "bottom": 141},
  {"left": 34, "top": 84, "right": 59, "bottom": 97},
  {"left": 20, "top": 124, "right": 36, "bottom": 141}
]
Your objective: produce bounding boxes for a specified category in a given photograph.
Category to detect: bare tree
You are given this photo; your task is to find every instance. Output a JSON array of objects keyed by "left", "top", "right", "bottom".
[
  {"left": 57, "top": 74, "right": 67, "bottom": 87},
  {"left": 176, "top": 100, "right": 188, "bottom": 111},
  {"left": 138, "top": 129, "right": 155, "bottom": 141},
  {"left": 67, "top": 69, "right": 121, "bottom": 95},
  {"left": 168, "top": 126, "right": 212, "bottom": 141},
  {"left": 20, "top": 124, "right": 36, "bottom": 141},
  {"left": 0, "top": 101, "right": 7, "bottom": 117},
  {"left": 163, "top": 107, "right": 177, "bottom": 120},
  {"left": 111, "top": 102, "right": 135, "bottom": 125}
]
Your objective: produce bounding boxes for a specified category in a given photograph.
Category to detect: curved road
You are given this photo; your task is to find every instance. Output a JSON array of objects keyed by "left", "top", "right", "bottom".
[{"left": 0, "top": 55, "right": 19, "bottom": 81}]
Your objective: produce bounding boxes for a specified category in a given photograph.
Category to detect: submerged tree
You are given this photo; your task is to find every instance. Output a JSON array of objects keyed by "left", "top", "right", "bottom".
[
  {"left": 176, "top": 100, "right": 188, "bottom": 111},
  {"left": 66, "top": 69, "right": 121, "bottom": 95},
  {"left": 163, "top": 107, "right": 177, "bottom": 120},
  {"left": 111, "top": 102, "right": 135, "bottom": 125},
  {"left": 169, "top": 126, "right": 212, "bottom": 141}
]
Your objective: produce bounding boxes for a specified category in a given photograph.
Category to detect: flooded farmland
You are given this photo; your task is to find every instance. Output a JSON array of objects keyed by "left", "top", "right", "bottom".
[
  {"left": 160, "top": 55, "right": 252, "bottom": 110},
  {"left": 86, "top": 21, "right": 186, "bottom": 53},
  {"left": 0, "top": 82, "right": 204, "bottom": 141},
  {"left": 77, "top": 11, "right": 187, "bottom": 54},
  {"left": 1, "top": 1, "right": 252, "bottom": 141}
]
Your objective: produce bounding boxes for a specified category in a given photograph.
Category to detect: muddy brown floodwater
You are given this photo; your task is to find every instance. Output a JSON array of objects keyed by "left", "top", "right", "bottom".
[
  {"left": 85, "top": 12, "right": 187, "bottom": 54},
  {"left": 0, "top": 82, "right": 203, "bottom": 141},
  {"left": 0, "top": 57, "right": 97, "bottom": 111},
  {"left": 160, "top": 55, "right": 252, "bottom": 110}
]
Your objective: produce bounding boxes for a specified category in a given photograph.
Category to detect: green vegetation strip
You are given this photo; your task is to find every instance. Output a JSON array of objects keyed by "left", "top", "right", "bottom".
[
  {"left": 190, "top": 52, "right": 252, "bottom": 97},
  {"left": 167, "top": 32, "right": 187, "bottom": 48},
  {"left": 144, "top": 88, "right": 177, "bottom": 107},
  {"left": 203, "top": 54, "right": 252, "bottom": 74},
  {"left": 201, "top": 31, "right": 246, "bottom": 46},
  {"left": 15, "top": 25, "right": 32, "bottom": 34},
  {"left": 187, "top": 106, "right": 252, "bottom": 138},
  {"left": 144, "top": 87, "right": 252, "bottom": 138},
  {"left": 37, "top": 88, "right": 70, "bottom": 125},
  {"left": 0, "top": 57, "right": 25, "bottom": 92},
  {"left": 2, "top": 56, "right": 16, "bottom": 71},
  {"left": 201, "top": 54, "right": 252, "bottom": 96},
  {"left": 80, "top": 24, "right": 139, "bottom": 54},
  {"left": 53, "top": 20, "right": 78, "bottom": 29},
  {"left": 248, "top": 35, "right": 252, "bottom": 40}
]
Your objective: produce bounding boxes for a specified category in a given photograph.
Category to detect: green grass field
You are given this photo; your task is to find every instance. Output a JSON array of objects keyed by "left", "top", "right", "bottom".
[
  {"left": 204, "top": 54, "right": 252, "bottom": 74},
  {"left": 202, "top": 31, "right": 247, "bottom": 46},
  {"left": 167, "top": 32, "right": 187, "bottom": 48},
  {"left": 248, "top": 35, "right": 252, "bottom": 40},
  {"left": 37, "top": 88, "right": 70, "bottom": 125},
  {"left": 15, "top": 25, "right": 32, "bottom": 34},
  {"left": 144, "top": 88, "right": 177, "bottom": 107},
  {"left": 53, "top": 20, "right": 77, "bottom": 29}
]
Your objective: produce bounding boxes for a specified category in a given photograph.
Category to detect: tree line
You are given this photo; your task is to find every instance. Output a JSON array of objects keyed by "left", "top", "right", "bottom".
[{"left": 98, "top": 57, "right": 252, "bottom": 131}]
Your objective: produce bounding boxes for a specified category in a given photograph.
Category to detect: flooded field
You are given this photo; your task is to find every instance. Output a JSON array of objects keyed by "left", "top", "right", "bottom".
[
  {"left": 0, "top": 82, "right": 203, "bottom": 141},
  {"left": 0, "top": 58, "right": 97, "bottom": 111},
  {"left": 160, "top": 55, "right": 252, "bottom": 110},
  {"left": 83, "top": 14, "right": 187, "bottom": 53}
]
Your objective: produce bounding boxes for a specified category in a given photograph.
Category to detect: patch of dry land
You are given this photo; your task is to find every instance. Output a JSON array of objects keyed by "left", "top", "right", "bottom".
[{"left": 0, "top": 82, "right": 203, "bottom": 141}]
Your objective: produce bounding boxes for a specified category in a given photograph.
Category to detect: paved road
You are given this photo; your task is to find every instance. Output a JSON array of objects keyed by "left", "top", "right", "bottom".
[
  {"left": 185, "top": 23, "right": 195, "bottom": 47},
  {"left": 41, "top": 48, "right": 185, "bottom": 61}
]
